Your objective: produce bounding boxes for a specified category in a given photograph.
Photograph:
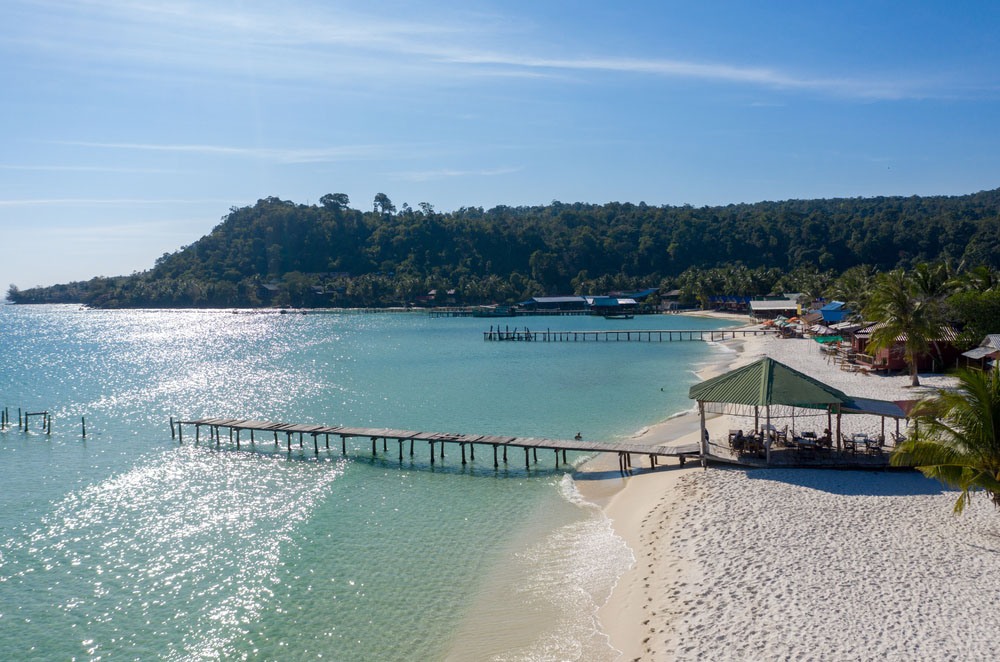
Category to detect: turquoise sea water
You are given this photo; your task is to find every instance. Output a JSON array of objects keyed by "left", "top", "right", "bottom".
[{"left": 0, "top": 306, "right": 730, "bottom": 661}]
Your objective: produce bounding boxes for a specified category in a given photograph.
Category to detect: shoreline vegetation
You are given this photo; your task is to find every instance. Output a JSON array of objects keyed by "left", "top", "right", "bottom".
[
  {"left": 8, "top": 188, "right": 1000, "bottom": 309},
  {"left": 579, "top": 311, "right": 1000, "bottom": 661}
]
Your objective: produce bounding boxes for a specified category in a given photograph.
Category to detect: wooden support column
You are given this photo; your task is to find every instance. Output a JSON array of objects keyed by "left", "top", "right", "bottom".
[
  {"left": 836, "top": 405, "right": 842, "bottom": 452},
  {"left": 461, "top": 443, "right": 467, "bottom": 465},
  {"left": 398, "top": 439, "right": 403, "bottom": 461},
  {"left": 81, "top": 417, "right": 86, "bottom": 438},
  {"left": 562, "top": 449, "right": 567, "bottom": 463},
  {"left": 325, "top": 433, "right": 330, "bottom": 449},
  {"left": 533, "top": 448, "right": 538, "bottom": 463},
  {"left": 299, "top": 432, "right": 303, "bottom": 448},
  {"left": 555, "top": 449, "right": 559, "bottom": 468},
  {"left": 313, "top": 434, "right": 319, "bottom": 454},
  {"left": 699, "top": 401, "right": 708, "bottom": 468},
  {"left": 287, "top": 432, "right": 292, "bottom": 451},
  {"left": 274, "top": 431, "right": 279, "bottom": 444},
  {"left": 236, "top": 429, "right": 240, "bottom": 449},
  {"left": 383, "top": 438, "right": 387, "bottom": 452},
  {"left": 503, "top": 445, "right": 507, "bottom": 462},
  {"left": 765, "top": 405, "right": 771, "bottom": 465},
  {"left": 170, "top": 416, "right": 175, "bottom": 439},
  {"left": 470, "top": 444, "right": 474, "bottom": 461},
  {"left": 430, "top": 441, "right": 435, "bottom": 465},
  {"left": 341, "top": 436, "right": 347, "bottom": 454},
  {"left": 178, "top": 423, "right": 183, "bottom": 443},
  {"left": 493, "top": 444, "right": 498, "bottom": 468},
  {"left": 524, "top": 447, "right": 529, "bottom": 470},
  {"left": 440, "top": 441, "right": 444, "bottom": 459},
  {"left": 410, "top": 439, "right": 414, "bottom": 456},
  {"left": 372, "top": 437, "right": 377, "bottom": 456},
  {"left": 196, "top": 425, "right": 200, "bottom": 442}
]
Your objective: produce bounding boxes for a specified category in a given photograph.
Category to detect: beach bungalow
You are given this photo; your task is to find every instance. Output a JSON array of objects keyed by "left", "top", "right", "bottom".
[
  {"left": 659, "top": 289, "right": 682, "bottom": 311},
  {"left": 852, "top": 322, "right": 961, "bottom": 372},
  {"left": 819, "top": 301, "right": 851, "bottom": 324},
  {"left": 961, "top": 335, "right": 1000, "bottom": 370}
]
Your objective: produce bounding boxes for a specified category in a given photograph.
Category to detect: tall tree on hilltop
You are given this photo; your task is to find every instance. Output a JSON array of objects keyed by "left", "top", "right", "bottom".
[{"left": 373, "top": 193, "right": 396, "bottom": 215}]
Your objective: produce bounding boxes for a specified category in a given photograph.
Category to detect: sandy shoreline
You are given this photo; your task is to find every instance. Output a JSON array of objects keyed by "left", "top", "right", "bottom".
[{"left": 580, "top": 318, "right": 1000, "bottom": 661}]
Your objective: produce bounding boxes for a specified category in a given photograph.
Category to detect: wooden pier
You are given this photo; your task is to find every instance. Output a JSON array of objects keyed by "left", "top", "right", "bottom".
[
  {"left": 171, "top": 417, "right": 700, "bottom": 473},
  {"left": 483, "top": 327, "right": 771, "bottom": 342}
]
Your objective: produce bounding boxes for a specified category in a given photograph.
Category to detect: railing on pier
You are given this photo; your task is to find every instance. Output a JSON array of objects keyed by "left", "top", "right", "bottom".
[
  {"left": 170, "top": 417, "right": 701, "bottom": 473},
  {"left": 483, "top": 327, "right": 772, "bottom": 342}
]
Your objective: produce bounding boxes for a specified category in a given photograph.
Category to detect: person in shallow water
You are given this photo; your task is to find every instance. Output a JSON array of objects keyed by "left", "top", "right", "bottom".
[{"left": 574, "top": 432, "right": 582, "bottom": 440}]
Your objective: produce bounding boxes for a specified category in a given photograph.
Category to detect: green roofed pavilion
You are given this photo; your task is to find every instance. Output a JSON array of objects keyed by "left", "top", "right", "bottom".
[{"left": 688, "top": 357, "right": 849, "bottom": 409}]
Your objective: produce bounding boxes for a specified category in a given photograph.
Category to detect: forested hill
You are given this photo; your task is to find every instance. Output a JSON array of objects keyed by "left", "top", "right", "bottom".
[{"left": 9, "top": 189, "right": 1000, "bottom": 308}]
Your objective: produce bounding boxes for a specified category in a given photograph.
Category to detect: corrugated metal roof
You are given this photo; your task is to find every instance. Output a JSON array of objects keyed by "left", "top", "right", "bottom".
[
  {"left": 855, "top": 320, "right": 958, "bottom": 342},
  {"left": 749, "top": 299, "right": 799, "bottom": 311},
  {"left": 820, "top": 301, "right": 845, "bottom": 311},
  {"left": 533, "top": 296, "right": 586, "bottom": 304},
  {"left": 688, "top": 357, "right": 848, "bottom": 407},
  {"left": 962, "top": 346, "right": 999, "bottom": 360},
  {"left": 987, "top": 334, "right": 1000, "bottom": 351},
  {"left": 841, "top": 397, "right": 909, "bottom": 419}
]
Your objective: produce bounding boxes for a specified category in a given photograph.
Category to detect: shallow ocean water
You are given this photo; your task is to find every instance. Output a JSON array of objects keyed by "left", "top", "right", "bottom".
[{"left": 0, "top": 306, "right": 729, "bottom": 660}]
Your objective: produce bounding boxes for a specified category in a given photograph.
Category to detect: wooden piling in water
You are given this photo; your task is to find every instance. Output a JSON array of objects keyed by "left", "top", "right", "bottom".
[{"left": 82, "top": 416, "right": 86, "bottom": 438}]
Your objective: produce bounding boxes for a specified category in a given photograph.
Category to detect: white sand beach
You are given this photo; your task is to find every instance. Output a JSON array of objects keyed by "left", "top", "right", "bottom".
[{"left": 584, "top": 327, "right": 1000, "bottom": 661}]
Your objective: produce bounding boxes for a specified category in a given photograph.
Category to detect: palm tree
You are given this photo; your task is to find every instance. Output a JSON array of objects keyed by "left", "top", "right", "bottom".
[
  {"left": 892, "top": 367, "right": 1000, "bottom": 513},
  {"left": 863, "top": 269, "right": 947, "bottom": 387}
]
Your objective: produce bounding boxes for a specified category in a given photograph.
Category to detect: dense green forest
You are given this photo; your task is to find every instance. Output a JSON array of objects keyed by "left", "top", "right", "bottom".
[{"left": 8, "top": 188, "right": 1000, "bottom": 309}]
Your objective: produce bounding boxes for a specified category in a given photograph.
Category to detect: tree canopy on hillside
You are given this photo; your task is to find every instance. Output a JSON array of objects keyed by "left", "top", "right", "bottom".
[{"left": 8, "top": 188, "right": 1000, "bottom": 308}]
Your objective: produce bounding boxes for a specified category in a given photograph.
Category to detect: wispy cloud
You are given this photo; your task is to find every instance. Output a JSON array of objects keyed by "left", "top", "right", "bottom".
[
  {"left": 435, "top": 51, "right": 916, "bottom": 99},
  {"left": 54, "top": 141, "right": 404, "bottom": 164},
  {"left": 6, "top": 0, "right": 962, "bottom": 100},
  {"left": 390, "top": 167, "right": 521, "bottom": 182}
]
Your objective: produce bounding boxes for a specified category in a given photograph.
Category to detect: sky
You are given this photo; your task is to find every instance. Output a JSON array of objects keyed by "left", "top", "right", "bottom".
[{"left": 2, "top": 0, "right": 999, "bottom": 289}]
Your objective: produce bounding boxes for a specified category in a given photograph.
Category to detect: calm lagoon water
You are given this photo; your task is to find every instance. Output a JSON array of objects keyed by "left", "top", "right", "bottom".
[{"left": 0, "top": 305, "right": 730, "bottom": 661}]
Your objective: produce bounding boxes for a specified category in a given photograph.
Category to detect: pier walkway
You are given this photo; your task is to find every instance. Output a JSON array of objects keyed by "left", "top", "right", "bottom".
[
  {"left": 172, "top": 417, "right": 700, "bottom": 472},
  {"left": 484, "top": 327, "right": 772, "bottom": 342}
]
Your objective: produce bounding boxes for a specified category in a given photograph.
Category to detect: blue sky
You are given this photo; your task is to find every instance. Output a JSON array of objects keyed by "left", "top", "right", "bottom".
[{"left": 2, "top": 0, "right": 999, "bottom": 289}]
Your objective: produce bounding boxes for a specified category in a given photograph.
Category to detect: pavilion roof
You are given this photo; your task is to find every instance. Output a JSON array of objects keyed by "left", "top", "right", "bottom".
[{"left": 689, "top": 357, "right": 849, "bottom": 408}]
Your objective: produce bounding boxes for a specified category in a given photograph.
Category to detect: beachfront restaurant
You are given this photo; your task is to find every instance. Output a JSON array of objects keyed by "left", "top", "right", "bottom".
[
  {"left": 749, "top": 298, "right": 800, "bottom": 320},
  {"left": 689, "top": 357, "right": 911, "bottom": 466}
]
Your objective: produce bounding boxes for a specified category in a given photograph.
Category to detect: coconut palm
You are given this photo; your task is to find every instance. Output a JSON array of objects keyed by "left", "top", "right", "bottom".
[
  {"left": 892, "top": 367, "right": 1000, "bottom": 513},
  {"left": 863, "top": 269, "right": 947, "bottom": 387}
]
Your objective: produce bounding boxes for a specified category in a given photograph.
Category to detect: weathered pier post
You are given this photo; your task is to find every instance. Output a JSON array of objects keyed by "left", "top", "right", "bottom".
[
  {"left": 274, "top": 431, "right": 279, "bottom": 445},
  {"left": 341, "top": 435, "right": 346, "bottom": 455},
  {"left": 236, "top": 429, "right": 240, "bottom": 449},
  {"left": 47, "top": 413, "right": 52, "bottom": 435},
  {"left": 19, "top": 408, "right": 22, "bottom": 430},
  {"left": 429, "top": 441, "right": 435, "bottom": 465},
  {"left": 81, "top": 417, "right": 86, "bottom": 438},
  {"left": 503, "top": 444, "right": 507, "bottom": 463},
  {"left": 372, "top": 437, "right": 377, "bottom": 456},
  {"left": 461, "top": 443, "right": 466, "bottom": 465},
  {"left": 325, "top": 433, "right": 330, "bottom": 449},
  {"left": 493, "top": 444, "right": 498, "bottom": 468},
  {"left": 533, "top": 448, "right": 538, "bottom": 463},
  {"left": 409, "top": 439, "right": 414, "bottom": 456},
  {"left": 299, "top": 432, "right": 303, "bottom": 448},
  {"left": 313, "top": 434, "right": 319, "bottom": 455},
  {"left": 524, "top": 447, "right": 529, "bottom": 470},
  {"left": 470, "top": 443, "right": 474, "bottom": 461},
  {"left": 287, "top": 432, "right": 292, "bottom": 451},
  {"left": 196, "top": 424, "right": 200, "bottom": 442},
  {"left": 178, "top": 422, "right": 183, "bottom": 443},
  {"left": 398, "top": 439, "right": 403, "bottom": 461},
  {"left": 169, "top": 416, "right": 175, "bottom": 439},
  {"left": 555, "top": 449, "right": 559, "bottom": 468}
]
